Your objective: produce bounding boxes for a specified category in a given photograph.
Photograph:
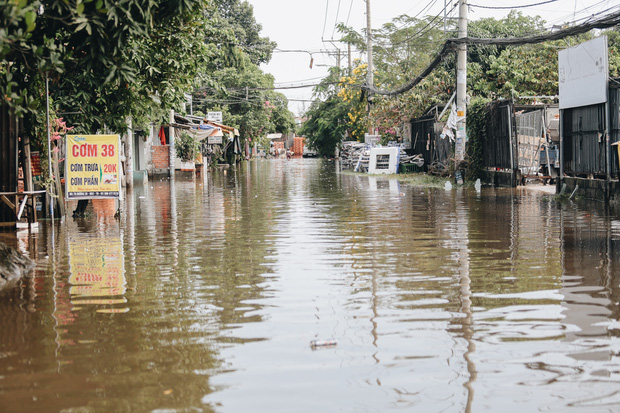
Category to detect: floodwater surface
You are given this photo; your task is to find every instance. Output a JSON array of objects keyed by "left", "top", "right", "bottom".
[{"left": 2, "top": 159, "right": 620, "bottom": 412}]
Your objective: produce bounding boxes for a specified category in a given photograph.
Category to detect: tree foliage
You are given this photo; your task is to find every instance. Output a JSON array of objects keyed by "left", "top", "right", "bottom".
[
  {"left": 2, "top": 0, "right": 214, "bottom": 136},
  {"left": 300, "top": 97, "right": 348, "bottom": 157},
  {"left": 299, "top": 63, "right": 371, "bottom": 156},
  {"left": 193, "top": 0, "right": 295, "bottom": 151},
  {"left": 215, "top": 0, "right": 276, "bottom": 65},
  {"left": 305, "top": 10, "right": 620, "bottom": 151}
]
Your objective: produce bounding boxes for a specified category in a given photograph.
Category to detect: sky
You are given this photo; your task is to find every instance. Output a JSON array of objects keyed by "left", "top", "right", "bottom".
[{"left": 246, "top": 0, "right": 618, "bottom": 116}]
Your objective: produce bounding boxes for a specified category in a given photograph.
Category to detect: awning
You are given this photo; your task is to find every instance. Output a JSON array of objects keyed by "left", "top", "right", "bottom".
[
  {"left": 205, "top": 120, "right": 239, "bottom": 136},
  {"left": 175, "top": 127, "right": 217, "bottom": 142},
  {"left": 209, "top": 128, "right": 223, "bottom": 137}
]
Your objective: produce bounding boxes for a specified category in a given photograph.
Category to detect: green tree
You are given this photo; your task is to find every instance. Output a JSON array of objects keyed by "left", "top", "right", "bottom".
[
  {"left": 2, "top": 0, "right": 213, "bottom": 135},
  {"left": 300, "top": 97, "right": 348, "bottom": 157},
  {"left": 215, "top": 0, "right": 276, "bottom": 65},
  {"left": 194, "top": 0, "right": 295, "bottom": 151}
]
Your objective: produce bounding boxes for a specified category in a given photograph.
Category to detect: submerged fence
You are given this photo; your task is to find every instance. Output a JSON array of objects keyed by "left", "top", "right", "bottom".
[
  {"left": 484, "top": 100, "right": 516, "bottom": 171},
  {"left": 409, "top": 114, "right": 451, "bottom": 172},
  {"left": 609, "top": 85, "right": 620, "bottom": 178},
  {"left": 562, "top": 103, "right": 607, "bottom": 177},
  {"left": 561, "top": 85, "right": 620, "bottom": 179}
]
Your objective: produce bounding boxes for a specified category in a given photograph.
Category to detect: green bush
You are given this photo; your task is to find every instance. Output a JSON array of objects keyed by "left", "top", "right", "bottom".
[
  {"left": 466, "top": 97, "right": 490, "bottom": 182},
  {"left": 175, "top": 131, "right": 198, "bottom": 162}
]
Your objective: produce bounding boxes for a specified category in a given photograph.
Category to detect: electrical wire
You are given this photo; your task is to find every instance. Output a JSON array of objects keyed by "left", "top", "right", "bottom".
[
  {"left": 389, "top": 1, "right": 459, "bottom": 47},
  {"left": 365, "top": 9, "right": 620, "bottom": 97},
  {"left": 332, "top": 0, "right": 342, "bottom": 39},
  {"left": 391, "top": 0, "right": 441, "bottom": 32},
  {"left": 345, "top": 0, "right": 354, "bottom": 27},
  {"left": 469, "top": 0, "right": 559, "bottom": 10},
  {"left": 322, "top": 0, "right": 330, "bottom": 41}
]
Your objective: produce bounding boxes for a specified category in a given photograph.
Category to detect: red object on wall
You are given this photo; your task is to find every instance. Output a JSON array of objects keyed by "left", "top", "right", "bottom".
[{"left": 159, "top": 126, "right": 166, "bottom": 145}]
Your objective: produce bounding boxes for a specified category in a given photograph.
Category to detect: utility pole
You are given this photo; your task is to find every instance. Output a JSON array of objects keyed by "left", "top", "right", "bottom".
[
  {"left": 348, "top": 42, "right": 352, "bottom": 71},
  {"left": 455, "top": 0, "right": 468, "bottom": 182},
  {"left": 366, "top": 0, "right": 374, "bottom": 135},
  {"left": 444, "top": 0, "right": 447, "bottom": 33},
  {"left": 366, "top": 0, "right": 373, "bottom": 88}
]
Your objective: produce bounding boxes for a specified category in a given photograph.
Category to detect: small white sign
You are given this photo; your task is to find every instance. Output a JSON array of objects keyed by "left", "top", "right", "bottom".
[
  {"left": 207, "top": 111, "right": 223, "bottom": 123},
  {"left": 455, "top": 129, "right": 466, "bottom": 161},
  {"left": 207, "top": 136, "right": 223, "bottom": 145}
]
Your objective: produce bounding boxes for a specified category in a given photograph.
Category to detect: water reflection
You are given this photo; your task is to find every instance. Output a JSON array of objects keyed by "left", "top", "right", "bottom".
[{"left": 3, "top": 159, "right": 620, "bottom": 411}]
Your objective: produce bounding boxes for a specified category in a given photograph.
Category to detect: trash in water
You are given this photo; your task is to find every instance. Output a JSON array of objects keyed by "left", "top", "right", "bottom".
[
  {"left": 444, "top": 181, "right": 452, "bottom": 190},
  {"left": 310, "top": 340, "right": 338, "bottom": 348}
]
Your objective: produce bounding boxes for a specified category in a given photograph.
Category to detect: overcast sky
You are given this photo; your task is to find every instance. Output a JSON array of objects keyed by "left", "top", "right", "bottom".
[{"left": 247, "top": 0, "right": 617, "bottom": 116}]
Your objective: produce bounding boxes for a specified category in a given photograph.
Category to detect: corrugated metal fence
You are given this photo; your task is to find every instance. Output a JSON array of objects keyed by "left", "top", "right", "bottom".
[
  {"left": 562, "top": 103, "right": 607, "bottom": 176},
  {"left": 609, "top": 85, "right": 620, "bottom": 178},
  {"left": 484, "top": 100, "right": 515, "bottom": 170},
  {"left": 410, "top": 115, "right": 451, "bottom": 171},
  {"left": 410, "top": 115, "right": 435, "bottom": 171}
]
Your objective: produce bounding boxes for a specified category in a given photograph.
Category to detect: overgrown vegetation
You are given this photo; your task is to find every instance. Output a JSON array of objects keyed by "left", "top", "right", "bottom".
[
  {"left": 1, "top": 0, "right": 296, "bottom": 162},
  {"left": 300, "top": 10, "right": 620, "bottom": 181},
  {"left": 175, "top": 132, "right": 198, "bottom": 162},
  {"left": 465, "top": 97, "right": 490, "bottom": 182}
]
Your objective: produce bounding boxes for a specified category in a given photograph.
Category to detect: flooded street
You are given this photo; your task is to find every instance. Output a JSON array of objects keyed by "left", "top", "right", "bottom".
[{"left": 2, "top": 158, "right": 620, "bottom": 412}]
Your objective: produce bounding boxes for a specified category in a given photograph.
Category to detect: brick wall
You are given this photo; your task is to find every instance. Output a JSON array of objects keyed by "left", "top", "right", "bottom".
[
  {"left": 152, "top": 145, "right": 170, "bottom": 169},
  {"left": 293, "top": 137, "right": 304, "bottom": 156}
]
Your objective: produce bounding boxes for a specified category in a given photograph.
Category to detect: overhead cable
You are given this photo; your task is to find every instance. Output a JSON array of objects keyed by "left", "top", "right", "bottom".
[
  {"left": 365, "top": 9, "right": 620, "bottom": 97},
  {"left": 390, "top": 1, "right": 459, "bottom": 47},
  {"left": 469, "top": 0, "right": 559, "bottom": 10}
]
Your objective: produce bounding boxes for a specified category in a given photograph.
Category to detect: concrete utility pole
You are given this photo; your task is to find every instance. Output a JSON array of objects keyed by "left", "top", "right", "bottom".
[
  {"left": 366, "top": 0, "right": 373, "bottom": 88},
  {"left": 348, "top": 42, "right": 352, "bottom": 71},
  {"left": 366, "top": 0, "right": 374, "bottom": 135},
  {"left": 444, "top": 0, "right": 447, "bottom": 33},
  {"left": 126, "top": 118, "right": 133, "bottom": 189},
  {"left": 455, "top": 0, "right": 468, "bottom": 176},
  {"left": 169, "top": 109, "right": 175, "bottom": 179}
]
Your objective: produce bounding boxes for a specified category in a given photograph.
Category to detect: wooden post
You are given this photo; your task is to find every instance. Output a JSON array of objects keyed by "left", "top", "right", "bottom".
[
  {"left": 22, "top": 135, "right": 34, "bottom": 193},
  {"left": 22, "top": 134, "right": 37, "bottom": 224}
]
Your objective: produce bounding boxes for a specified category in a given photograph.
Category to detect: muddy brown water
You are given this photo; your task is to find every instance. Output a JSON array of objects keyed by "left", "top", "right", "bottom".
[{"left": 2, "top": 158, "right": 620, "bottom": 412}]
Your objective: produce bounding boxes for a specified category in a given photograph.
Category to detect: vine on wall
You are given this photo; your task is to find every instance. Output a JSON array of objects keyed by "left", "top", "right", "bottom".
[{"left": 466, "top": 97, "right": 490, "bottom": 182}]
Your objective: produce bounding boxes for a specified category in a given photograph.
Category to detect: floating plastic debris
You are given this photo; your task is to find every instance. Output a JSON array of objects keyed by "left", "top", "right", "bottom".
[
  {"left": 310, "top": 340, "right": 338, "bottom": 348},
  {"left": 444, "top": 181, "right": 452, "bottom": 190},
  {"left": 474, "top": 179, "right": 481, "bottom": 191}
]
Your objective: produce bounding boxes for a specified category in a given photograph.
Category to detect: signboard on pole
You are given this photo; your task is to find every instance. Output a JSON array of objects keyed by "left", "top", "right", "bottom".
[
  {"left": 206, "top": 111, "right": 223, "bottom": 123},
  {"left": 65, "top": 134, "right": 121, "bottom": 200},
  {"left": 455, "top": 127, "right": 466, "bottom": 161},
  {"left": 559, "top": 36, "right": 609, "bottom": 109},
  {"left": 207, "top": 135, "right": 223, "bottom": 145}
]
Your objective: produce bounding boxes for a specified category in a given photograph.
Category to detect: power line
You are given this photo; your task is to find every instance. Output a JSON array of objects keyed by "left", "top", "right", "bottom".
[
  {"left": 345, "top": 0, "right": 355, "bottom": 27},
  {"left": 390, "top": 1, "right": 459, "bottom": 47},
  {"left": 392, "top": 0, "right": 441, "bottom": 32},
  {"left": 322, "top": 0, "right": 330, "bottom": 41},
  {"left": 365, "top": 9, "right": 620, "bottom": 97},
  {"left": 469, "top": 0, "right": 559, "bottom": 10},
  {"left": 197, "top": 81, "right": 346, "bottom": 93},
  {"left": 332, "top": 0, "right": 343, "bottom": 39}
]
